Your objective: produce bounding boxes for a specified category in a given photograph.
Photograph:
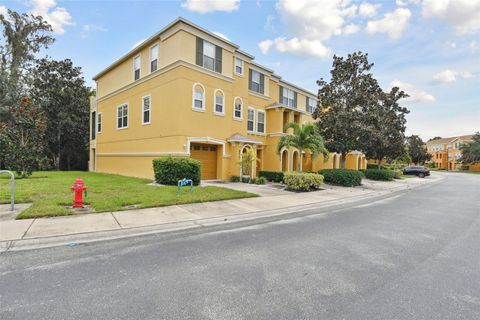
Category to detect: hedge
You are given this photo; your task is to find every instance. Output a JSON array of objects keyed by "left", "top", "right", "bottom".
[
  {"left": 259, "top": 170, "right": 284, "bottom": 183},
  {"left": 319, "top": 169, "right": 363, "bottom": 187},
  {"left": 283, "top": 172, "right": 324, "bottom": 191},
  {"left": 364, "top": 169, "right": 395, "bottom": 181},
  {"left": 367, "top": 163, "right": 385, "bottom": 170},
  {"left": 153, "top": 157, "right": 201, "bottom": 186}
]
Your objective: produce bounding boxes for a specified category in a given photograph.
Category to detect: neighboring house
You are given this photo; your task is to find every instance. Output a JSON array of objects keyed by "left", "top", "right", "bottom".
[
  {"left": 426, "top": 135, "right": 474, "bottom": 170},
  {"left": 89, "top": 17, "right": 366, "bottom": 180}
]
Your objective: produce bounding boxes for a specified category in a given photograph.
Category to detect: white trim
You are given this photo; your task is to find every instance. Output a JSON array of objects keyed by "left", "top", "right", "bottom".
[
  {"left": 141, "top": 94, "right": 151, "bottom": 125},
  {"left": 133, "top": 54, "right": 141, "bottom": 81},
  {"left": 213, "top": 89, "right": 225, "bottom": 115},
  {"left": 96, "top": 112, "right": 102, "bottom": 134},
  {"left": 97, "top": 152, "right": 189, "bottom": 157},
  {"left": 234, "top": 57, "right": 244, "bottom": 76},
  {"left": 248, "top": 90, "right": 270, "bottom": 100},
  {"left": 233, "top": 96, "right": 243, "bottom": 121},
  {"left": 247, "top": 107, "right": 255, "bottom": 133},
  {"left": 256, "top": 109, "right": 266, "bottom": 134},
  {"left": 268, "top": 132, "right": 288, "bottom": 137},
  {"left": 149, "top": 42, "right": 159, "bottom": 73},
  {"left": 192, "top": 82, "right": 206, "bottom": 111},
  {"left": 116, "top": 103, "right": 129, "bottom": 130},
  {"left": 186, "top": 137, "right": 230, "bottom": 158}
]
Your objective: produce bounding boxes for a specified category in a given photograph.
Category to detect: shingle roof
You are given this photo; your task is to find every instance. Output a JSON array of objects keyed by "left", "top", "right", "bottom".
[{"left": 427, "top": 134, "right": 474, "bottom": 145}]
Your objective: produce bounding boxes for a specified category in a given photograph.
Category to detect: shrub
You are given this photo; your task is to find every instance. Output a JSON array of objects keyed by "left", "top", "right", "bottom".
[
  {"left": 259, "top": 170, "right": 284, "bottom": 183},
  {"left": 426, "top": 162, "right": 436, "bottom": 169},
  {"left": 367, "top": 163, "right": 385, "bottom": 170},
  {"left": 319, "top": 169, "right": 363, "bottom": 187},
  {"left": 229, "top": 175, "right": 240, "bottom": 182},
  {"left": 241, "top": 177, "right": 250, "bottom": 183},
  {"left": 248, "top": 177, "right": 257, "bottom": 184},
  {"left": 283, "top": 172, "right": 324, "bottom": 191},
  {"left": 365, "top": 169, "right": 395, "bottom": 181},
  {"left": 256, "top": 176, "right": 267, "bottom": 185},
  {"left": 393, "top": 169, "right": 403, "bottom": 179},
  {"left": 153, "top": 157, "right": 200, "bottom": 186}
]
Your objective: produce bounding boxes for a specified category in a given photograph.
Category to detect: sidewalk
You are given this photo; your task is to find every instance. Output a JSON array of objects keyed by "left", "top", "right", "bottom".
[{"left": 0, "top": 173, "right": 444, "bottom": 251}]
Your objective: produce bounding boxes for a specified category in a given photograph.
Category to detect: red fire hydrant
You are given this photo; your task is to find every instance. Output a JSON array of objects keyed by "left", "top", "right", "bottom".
[{"left": 71, "top": 178, "right": 87, "bottom": 208}]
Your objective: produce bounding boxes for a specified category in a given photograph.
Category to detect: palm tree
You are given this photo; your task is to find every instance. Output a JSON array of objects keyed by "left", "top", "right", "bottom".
[{"left": 277, "top": 123, "right": 329, "bottom": 172}]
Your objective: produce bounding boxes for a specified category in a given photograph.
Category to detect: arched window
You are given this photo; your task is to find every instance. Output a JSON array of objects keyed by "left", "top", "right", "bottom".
[
  {"left": 192, "top": 83, "right": 205, "bottom": 111},
  {"left": 214, "top": 89, "right": 225, "bottom": 115},
  {"left": 233, "top": 97, "right": 243, "bottom": 120}
]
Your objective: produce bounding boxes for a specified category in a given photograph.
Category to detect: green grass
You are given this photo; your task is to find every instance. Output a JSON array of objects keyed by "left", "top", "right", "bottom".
[{"left": 0, "top": 171, "right": 257, "bottom": 219}]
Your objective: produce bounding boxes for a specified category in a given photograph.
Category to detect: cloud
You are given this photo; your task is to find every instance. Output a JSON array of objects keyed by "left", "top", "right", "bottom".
[
  {"left": 359, "top": 3, "right": 380, "bottom": 18},
  {"left": 259, "top": 37, "right": 330, "bottom": 58},
  {"left": 343, "top": 23, "right": 359, "bottom": 35},
  {"left": 422, "top": 0, "right": 480, "bottom": 34},
  {"left": 30, "top": 0, "right": 74, "bottom": 34},
  {"left": 396, "top": 0, "right": 420, "bottom": 6},
  {"left": 212, "top": 31, "right": 229, "bottom": 41},
  {"left": 431, "top": 69, "right": 477, "bottom": 84},
  {"left": 391, "top": 80, "right": 435, "bottom": 103},
  {"left": 0, "top": 5, "right": 8, "bottom": 17},
  {"left": 366, "top": 8, "right": 411, "bottom": 39},
  {"left": 468, "top": 40, "right": 478, "bottom": 52},
  {"left": 181, "top": 0, "right": 240, "bottom": 14},
  {"left": 264, "top": 14, "right": 275, "bottom": 32},
  {"left": 81, "top": 24, "right": 107, "bottom": 39}
]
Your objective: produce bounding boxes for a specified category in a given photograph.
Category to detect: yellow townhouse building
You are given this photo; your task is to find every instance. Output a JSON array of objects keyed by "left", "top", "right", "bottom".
[
  {"left": 426, "top": 135, "right": 475, "bottom": 171},
  {"left": 89, "top": 18, "right": 366, "bottom": 180}
]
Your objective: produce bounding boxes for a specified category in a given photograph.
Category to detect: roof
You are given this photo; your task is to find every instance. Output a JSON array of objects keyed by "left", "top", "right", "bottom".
[
  {"left": 427, "top": 134, "right": 474, "bottom": 145},
  {"left": 227, "top": 133, "right": 263, "bottom": 145}
]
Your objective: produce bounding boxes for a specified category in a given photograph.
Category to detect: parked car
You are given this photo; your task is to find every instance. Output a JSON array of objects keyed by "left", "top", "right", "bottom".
[{"left": 402, "top": 166, "right": 430, "bottom": 178}]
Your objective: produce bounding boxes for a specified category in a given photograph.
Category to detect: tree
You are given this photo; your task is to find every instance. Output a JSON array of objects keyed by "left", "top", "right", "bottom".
[
  {"left": 0, "top": 97, "right": 47, "bottom": 177},
  {"left": 31, "top": 58, "right": 92, "bottom": 170},
  {"left": 428, "top": 136, "right": 442, "bottom": 141},
  {"left": 362, "top": 87, "right": 410, "bottom": 167},
  {"left": 314, "top": 52, "right": 380, "bottom": 168},
  {"left": 406, "top": 135, "right": 431, "bottom": 165},
  {"left": 277, "top": 123, "right": 329, "bottom": 172},
  {"left": 239, "top": 147, "right": 258, "bottom": 179},
  {"left": 460, "top": 133, "right": 480, "bottom": 164}
]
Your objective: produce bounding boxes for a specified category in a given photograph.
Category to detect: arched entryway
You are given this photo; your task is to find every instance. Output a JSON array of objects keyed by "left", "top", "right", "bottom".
[
  {"left": 333, "top": 154, "right": 339, "bottom": 169},
  {"left": 292, "top": 150, "right": 299, "bottom": 172},
  {"left": 240, "top": 144, "right": 255, "bottom": 177},
  {"left": 357, "top": 156, "right": 362, "bottom": 170},
  {"left": 281, "top": 149, "right": 288, "bottom": 172}
]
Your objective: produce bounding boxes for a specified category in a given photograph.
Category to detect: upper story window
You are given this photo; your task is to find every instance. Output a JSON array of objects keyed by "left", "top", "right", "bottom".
[
  {"left": 247, "top": 108, "right": 255, "bottom": 132},
  {"left": 142, "top": 95, "right": 151, "bottom": 125},
  {"left": 307, "top": 97, "right": 315, "bottom": 113},
  {"left": 192, "top": 83, "right": 205, "bottom": 111},
  {"left": 91, "top": 111, "right": 96, "bottom": 140},
  {"left": 196, "top": 37, "right": 222, "bottom": 73},
  {"left": 257, "top": 110, "right": 265, "bottom": 134},
  {"left": 133, "top": 55, "right": 141, "bottom": 81},
  {"left": 233, "top": 97, "right": 243, "bottom": 120},
  {"left": 117, "top": 104, "right": 128, "bottom": 129},
  {"left": 150, "top": 44, "right": 158, "bottom": 72},
  {"left": 280, "top": 87, "right": 296, "bottom": 108},
  {"left": 249, "top": 69, "right": 264, "bottom": 94},
  {"left": 214, "top": 89, "right": 225, "bottom": 115},
  {"left": 235, "top": 57, "right": 243, "bottom": 75},
  {"left": 97, "top": 112, "right": 102, "bottom": 133}
]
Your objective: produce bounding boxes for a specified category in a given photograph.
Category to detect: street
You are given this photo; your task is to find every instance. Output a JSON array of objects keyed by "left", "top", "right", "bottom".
[{"left": 1, "top": 172, "right": 479, "bottom": 319}]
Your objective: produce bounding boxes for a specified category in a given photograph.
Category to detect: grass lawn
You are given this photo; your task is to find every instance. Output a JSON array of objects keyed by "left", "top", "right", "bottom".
[{"left": 0, "top": 171, "right": 257, "bottom": 219}]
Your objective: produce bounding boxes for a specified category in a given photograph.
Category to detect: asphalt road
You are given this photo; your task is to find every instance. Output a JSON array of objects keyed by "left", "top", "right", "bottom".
[{"left": 1, "top": 172, "right": 479, "bottom": 319}]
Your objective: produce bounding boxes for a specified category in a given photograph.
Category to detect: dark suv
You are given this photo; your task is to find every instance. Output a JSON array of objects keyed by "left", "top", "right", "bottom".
[{"left": 402, "top": 166, "right": 430, "bottom": 178}]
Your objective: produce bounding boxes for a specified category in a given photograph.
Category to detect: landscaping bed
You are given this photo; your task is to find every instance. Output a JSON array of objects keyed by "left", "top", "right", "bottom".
[{"left": 0, "top": 171, "right": 257, "bottom": 219}]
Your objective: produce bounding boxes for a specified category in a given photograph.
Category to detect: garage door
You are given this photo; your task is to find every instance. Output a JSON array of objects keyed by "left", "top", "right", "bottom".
[{"left": 190, "top": 144, "right": 217, "bottom": 180}]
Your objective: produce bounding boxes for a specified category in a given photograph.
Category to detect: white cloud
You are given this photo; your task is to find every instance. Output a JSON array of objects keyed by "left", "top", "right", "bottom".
[
  {"left": 422, "top": 0, "right": 480, "bottom": 34},
  {"left": 212, "top": 31, "right": 229, "bottom": 41},
  {"left": 259, "top": 37, "right": 330, "bottom": 58},
  {"left": 468, "top": 40, "right": 478, "bottom": 52},
  {"left": 30, "top": 0, "right": 74, "bottom": 34},
  {"left": 366, "top": 8, "right": 411, "bottom": 39},
  {"left": 343, "top": 23, "right": 359, "bottom": 35},
  {"left": 264, "top": 14, "right": 275, "bottom": 32},
  {"left": 445, "top": 41, "right": 456, "bottom": 49},
  {"left": 81, "top": 24, "right": 107, "bottom": 39},
  {"left": 0, "top": 5, "right": 8, "bottom": 17},
  {"left": 431, "top": 69, "right": 477, "bottom": 84},
  {"left": 359, "top": 3, "right": 380, "bottom": 18},
  {"left": 181, "top": 0, "right": 240, "bottom": 14},
  {"left": 396, "top": 0, "right": 420, "bottom": 6},
  {"left": 391, "top": 80, "right": 435, "bottom": 103}
]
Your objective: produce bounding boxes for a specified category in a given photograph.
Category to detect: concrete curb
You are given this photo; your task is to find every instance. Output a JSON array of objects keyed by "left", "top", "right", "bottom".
[{"left": 0, "top": 175, "right": 445, "bottom": 252}]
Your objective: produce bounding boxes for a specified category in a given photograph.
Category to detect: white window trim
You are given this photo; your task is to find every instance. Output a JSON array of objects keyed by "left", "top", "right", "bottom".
[
  {"left": 234, "top": 57, "right": 244, "bottom": 76},
  {"left": 149, "top": 43, "right": 159, "bottom": 73},
  {"left": 213, "top": 89, "right": 225, "bottom": 116},
  {"left": 97, "top": 112, "right": 102, "bottom": 134},
  {"left": 256, "top": 110, "right": 266, "bottom": 135},
  {"left": 133, "top": 54, "right": 141, "bottom": 81},
  {"left": 247, "top": 107, "right": 255, "bottom": 133},
  {"left": 141, "top": 94, "right": 151, "bottom": 125},
  {"left": 116, "top": 103, "right": 129, "bottom": 130},
  {"left": 192, "top": 82, "right": 206, "bottom": 112},
  {"left": 233, "top": 96, "right": 243, "bottom": 121}
]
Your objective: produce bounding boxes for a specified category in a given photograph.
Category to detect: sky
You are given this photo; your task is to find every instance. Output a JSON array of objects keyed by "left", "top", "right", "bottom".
[{"left": 0, "top": 0, "right": 479, "bottom": 140}]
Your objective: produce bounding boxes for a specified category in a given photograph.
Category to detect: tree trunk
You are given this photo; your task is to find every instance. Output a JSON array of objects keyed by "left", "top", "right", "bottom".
[
  {"left": 298, "top": 149, "right": 303, "bottom": 172},
  {"left": 340, "top": 153, "right": 347, "bottom": 169}
]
